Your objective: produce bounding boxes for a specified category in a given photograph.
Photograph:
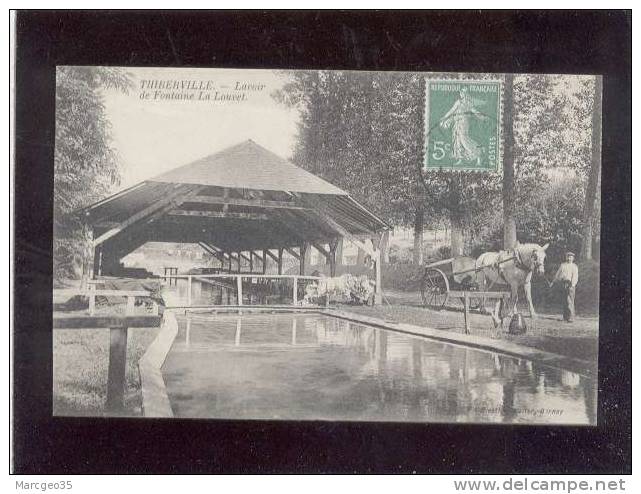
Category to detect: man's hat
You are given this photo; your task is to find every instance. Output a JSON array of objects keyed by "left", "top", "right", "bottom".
[{"left": 566, "top": 251, "right": 575, "bottom": 257}]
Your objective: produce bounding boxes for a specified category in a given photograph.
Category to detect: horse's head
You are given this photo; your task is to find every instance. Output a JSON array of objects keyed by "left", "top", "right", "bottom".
[{"left": 529, "top": 243, "right": 549, "bottom": 275}]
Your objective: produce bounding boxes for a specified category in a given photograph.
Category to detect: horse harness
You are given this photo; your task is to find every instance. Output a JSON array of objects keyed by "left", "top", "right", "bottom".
[
  {"left": 446, "top": 247, "right": 535, "bottom": 291},
  {"left": 478, "top": 248, "right": 532, "bottom": 291}
]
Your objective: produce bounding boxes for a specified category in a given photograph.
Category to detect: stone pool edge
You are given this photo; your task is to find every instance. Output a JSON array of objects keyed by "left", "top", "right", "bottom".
[
  {"left": 323, "top": 309, "right": 596, "bottom": 378},
  {"left": 139, "top": 310, "right": 178, "bottom": 418}
]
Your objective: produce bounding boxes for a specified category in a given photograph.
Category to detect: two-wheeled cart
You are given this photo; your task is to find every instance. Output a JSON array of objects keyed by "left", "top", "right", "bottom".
[{"left": 420, "top": 256, "right": 511, "bottom": 334}]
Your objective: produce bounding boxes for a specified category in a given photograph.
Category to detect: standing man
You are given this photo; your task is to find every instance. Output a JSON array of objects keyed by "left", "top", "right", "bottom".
[{"left": 550, "top": 251, "right": 579, "bottom": 322}]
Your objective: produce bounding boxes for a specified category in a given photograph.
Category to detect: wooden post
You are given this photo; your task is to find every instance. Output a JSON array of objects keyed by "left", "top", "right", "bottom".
[
  {"left": 329, "top": 239, "right": 338, "bottom": 277},
  {"left": 237, "top": 275, "right": 243, "bottom": 305},
  {"left": 185, "top": 317, "right": 191, "bottom": 347},
  {"left": 463, "top": 292, "right": 470, "bottom": 335},
  {"left": 88, "top": 285, "right": 96, "bottom": 315},
  {"left": 187, "top": 275, "right": 192, "bottom": 307},
  {"left": 502, "top": 293, "right": 510, "bottom": 323},
  {"left": 262, "top": 249, "right": 267, "bottom": 274},
  {"left": 93, "top": 244, "right": 103, "bottom": 278},
  {"left": 299, "top": 243, "right": 308, "bottom": 276},
  {"left": 105, "top": 327, "right": 128, "bottom": 413},
  {"left": 235, "top": 317, "right": 242, "bottom": 346},
  {"left": 126, "top": 295, "right": 135, "bottom": 315},
  {"left": 374, "top": 250, "right": 382, "bottom": 304},
  {"left": 335, "top": 238, "right": 343, "bottom": 266},
  {"left": 291, "top": 318, "right": 297, "bottom": 346},
  {"left": 277, "top": 247, "right": 283, "bottom": 275},
  {"left": 249, "top": 251, "right": 254, "bottom": 272},
  {"left": 293, "top": 276, "right": 298, "bottom": 305}
]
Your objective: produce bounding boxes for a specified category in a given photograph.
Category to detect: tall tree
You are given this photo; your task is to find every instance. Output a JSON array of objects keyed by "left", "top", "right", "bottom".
[
  {"left": 273, "top": 70, "right": 423, "bottom": 244},
  {"left": 412, "top": 201, "right": 425, "bottom": 265},
  {"left": 54, "top": 66, "right": 133, "bottom": 283},
  {"left": 502, "top": 74, "right": 517, "bottom": 249},
  {"left": 581, "top": 76, "right": 602, "bottom": 260}
]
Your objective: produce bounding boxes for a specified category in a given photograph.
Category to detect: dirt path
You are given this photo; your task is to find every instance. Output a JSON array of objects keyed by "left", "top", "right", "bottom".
[{"left": 343, "top": 295, "right": 598, "bottom": 363}]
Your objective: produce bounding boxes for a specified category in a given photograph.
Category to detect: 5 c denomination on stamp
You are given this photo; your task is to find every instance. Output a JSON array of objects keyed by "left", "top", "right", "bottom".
[{"left": 424, "top": 79, "right": 502, "bottom": 172}]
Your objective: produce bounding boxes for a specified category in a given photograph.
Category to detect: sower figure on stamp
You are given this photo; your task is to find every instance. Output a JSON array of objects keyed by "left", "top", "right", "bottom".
[{"left": 549, "top": 251, "right": 579, "bottom": 323}]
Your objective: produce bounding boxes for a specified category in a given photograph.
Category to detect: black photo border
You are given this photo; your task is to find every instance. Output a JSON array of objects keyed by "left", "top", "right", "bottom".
[{"left": 13, "top": 10, "right": 632, "bottom": 474}]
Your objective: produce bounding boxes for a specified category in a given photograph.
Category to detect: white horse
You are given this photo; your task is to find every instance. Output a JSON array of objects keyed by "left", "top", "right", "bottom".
[{"left": 475, "top": 242, "right": 549, "bottom": 328}]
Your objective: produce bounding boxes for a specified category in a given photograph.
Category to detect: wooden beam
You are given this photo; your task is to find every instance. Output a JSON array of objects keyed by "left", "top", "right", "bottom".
[
  {"left": 187, "top": 195, "right": 308, "bottom": 210},
  {"left": 311, "top": 242, "right": 331, "bottom": 260},
  {"left": 53, "top": 315, "right": 161, "bottom": 329},
  {"left": 198, "top": 242, "right": 229, "bottom": 262},
  {"left": 250, "top": 251, "right": 264, "bottom": 270},
  {"left": 265, "top": 249, "right": 279, "bottom": 262},
  {"left": 274, "top": 209, "right": 331, "bottom": 241},
  {"left": 284, "top": 247, "right": 300, "bottom": 260},
  {"left": 299, "top": 195, "right": 381, "bottom": 256},
  {"left": 309, "top": 210, "right": 375, "bottom": 256},
  {"left": 168, "top": 210, "right": 269, "bottom": 221},
  {"left": 93, "top": 184, "right": 200, "bottom": 247},
  {"left": 201, "top": 241, "right": 229, "bottom": 258},
  {"left": 222, "top": 188, "right": 229, "bottom": 213}
]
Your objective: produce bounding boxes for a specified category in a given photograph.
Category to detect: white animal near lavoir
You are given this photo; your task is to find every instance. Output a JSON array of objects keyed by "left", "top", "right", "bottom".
[{"left": 303, "top": 274, "right": 376, "bottom": 306}]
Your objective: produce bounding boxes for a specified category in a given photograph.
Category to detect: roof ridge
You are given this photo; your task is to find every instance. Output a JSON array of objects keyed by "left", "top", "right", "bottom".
[{"left": 146, "top": 139, "right": 347, "bottom": 195}]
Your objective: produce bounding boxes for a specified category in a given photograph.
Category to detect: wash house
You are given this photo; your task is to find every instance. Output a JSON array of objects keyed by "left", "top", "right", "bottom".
[{"left": 82, "top": 140, "right": 389, "bottom": 304}]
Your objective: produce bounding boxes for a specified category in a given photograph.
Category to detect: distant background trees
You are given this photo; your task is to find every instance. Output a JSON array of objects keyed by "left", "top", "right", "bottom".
[
  {"left": 274, "top": 71, "right": 601, "bottom": 266},
  {"left": 54, "top": 66, "right": 132, "bottom": 283},
  {"left": 53, "top": 68, "right": 601, "bottom": 283}
]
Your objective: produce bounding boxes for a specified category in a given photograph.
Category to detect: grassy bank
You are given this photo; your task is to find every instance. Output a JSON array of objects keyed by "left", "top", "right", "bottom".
[{"left": 53, "top": 327, "right": 158, "bottom": 416}]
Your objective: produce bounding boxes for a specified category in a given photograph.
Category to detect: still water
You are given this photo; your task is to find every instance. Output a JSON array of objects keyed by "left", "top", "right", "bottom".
[{"left": 162, "top": 313, "right": 596, "bottom": 424}]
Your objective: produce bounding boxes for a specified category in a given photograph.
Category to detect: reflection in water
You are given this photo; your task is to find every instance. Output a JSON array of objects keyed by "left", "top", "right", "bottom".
[{"left": 162, "top": 313, "right": 597, "bottom": 424}]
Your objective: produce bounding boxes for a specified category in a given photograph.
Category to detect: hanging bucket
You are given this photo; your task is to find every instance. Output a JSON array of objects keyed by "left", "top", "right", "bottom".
[{"left": 508, "top": 313, "right": 527, "bottom": 335}]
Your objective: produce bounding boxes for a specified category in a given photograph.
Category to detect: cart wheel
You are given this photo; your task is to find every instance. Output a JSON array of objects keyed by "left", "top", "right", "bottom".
[{"left": 421, "top": 268, "right": 449, "bottom": 309}]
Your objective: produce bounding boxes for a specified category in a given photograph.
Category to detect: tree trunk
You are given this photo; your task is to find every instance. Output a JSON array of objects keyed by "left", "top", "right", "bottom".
[
  {"left": 413, "top": 204, "right": 424, "bottom": 265},
  {"left": 502, "top": 73, "right": 517, "bottom": 250},
  {"left": 581, "top": 76, "right": 602, "bottom": 261},
  {"left": 451, "top": 211, "right": 464, "bottom": 257},
  {"left": 379, "top": 230, "right": 390, "bottom": 264}
]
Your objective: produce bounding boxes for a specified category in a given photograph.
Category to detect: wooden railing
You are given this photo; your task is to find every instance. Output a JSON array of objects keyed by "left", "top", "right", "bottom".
[
  {"left": 162, "top": 273, "right": 325, "bottom": 308},
  {"left": 85, "top": 281, "right": 158, "bottom": 316},
  {"left": 54, "top": 283, "right": 162, "bottom": 414}
]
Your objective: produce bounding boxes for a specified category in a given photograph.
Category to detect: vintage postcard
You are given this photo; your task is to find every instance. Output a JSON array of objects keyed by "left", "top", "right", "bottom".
[{"left": 52, "top": 66, "right": 600, "bottom": 425}]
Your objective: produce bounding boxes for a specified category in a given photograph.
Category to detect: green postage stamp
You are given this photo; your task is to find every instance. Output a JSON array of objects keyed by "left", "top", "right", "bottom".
[{"left": 424, "top": 79, "right": 502, "bottom": 172}]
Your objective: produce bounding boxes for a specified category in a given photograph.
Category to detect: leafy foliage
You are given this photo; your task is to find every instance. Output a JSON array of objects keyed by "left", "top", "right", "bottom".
[
  {"left": 273, "top": 70, "right": 423, "bottom": 226},
  {"left": 54, "top": 67, "right": 133, "bottom": 281},
  {"left": 274, "top": 71, "right": 599, "bottom": 262}
]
